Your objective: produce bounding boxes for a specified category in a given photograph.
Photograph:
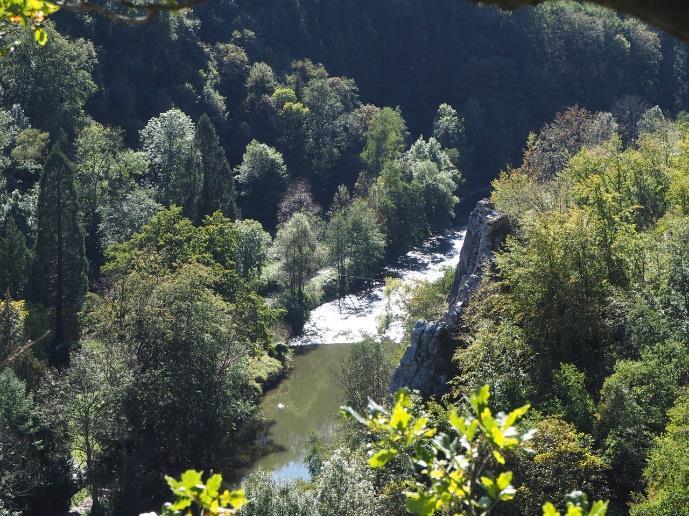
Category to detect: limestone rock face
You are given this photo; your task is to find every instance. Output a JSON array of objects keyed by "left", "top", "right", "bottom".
[{"left": 389, "top": 198, "right": 509, "bottom": 396}]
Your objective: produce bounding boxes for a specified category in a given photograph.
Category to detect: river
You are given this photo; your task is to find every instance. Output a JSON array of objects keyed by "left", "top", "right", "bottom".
[{"left": 246, "top": 228, "right": 466, "bottom": 481}]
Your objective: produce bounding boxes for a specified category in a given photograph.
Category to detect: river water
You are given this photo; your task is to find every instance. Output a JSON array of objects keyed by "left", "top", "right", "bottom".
[{"left": 247, "top": 228, "right": 466, "bottom": 481}]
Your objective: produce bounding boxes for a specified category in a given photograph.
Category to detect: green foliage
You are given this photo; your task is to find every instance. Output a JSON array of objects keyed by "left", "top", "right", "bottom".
[
  {"left": 509, "top": 418, "right": 610, "bottom": 515},
  {"left": 399, "top": 137, "right": 461, "bottom": 232},
  {"left": 195, "top": 113, "right": 238, "bottom": 221},
  {"left": 344, "top": 386, "right": 608, "bottom": 515},
  {"left": 0, "top": 217, "right": 30, "bottom": 297},
  {"left": 272, "top": 212, "right": 319, "bottom": 298},
  {"left": 74, "top": 121, "right": 142, "bottom": 278},
  {"left": 240, "top": 450, "right": 380, "bottom": 516},
  {"left": 338, "top": 337, "right": 397, "bottom": 413},
  {"left": 326, "top": 193, "right": 385, "bottom": 293},
  {"left": 140, "top": 108, "right": 202, "bottom": 220},
  {"left": 631, "top": 391, "right": 689, "bottom": 515},
  {"left": 85, "top": 262, "right": 257, "bottom": 513},
  {"left": 0, "top": 368, "right": 73, "bottom": 513},
  {"left": 381, "top": 265, "right": 455, "bottom": 341},
  {"left": 105, "top": 207, "right": 276, "bottom": 350},
  {"left": 62, "top": 341, "right": 132, "bottom": 514},
  {"left": 0, "top": 24, "right": 96, "bottom": 137},
  {"left": 233, "top": 218, "right": 271, "bottom": 279},
  {"left": 235, "top": 140, "right": 288, "bottom": 228},
  {"left": 545, "top": 363, "right": 596, "bottom": 432},
  {"left": 0, "top": 0, "right": 59, "bottom": 52},
  {"left": 597, "top": 340, "right": 689, "bottom": 499},
  {"left": 27, "top": 144, "right": 87, "bottom": 367},
  {"left": 160, "top": 470, "right": 246, "bottom": 515},
  {"left": 432, "top": 103, "right": 470, "bottom": 171},
  {"left": 371, "top": 161, "right": 425, "bottom": 255},
  {"left": 361, "top": 107, "right": 407, "bottom": 178},
  {"left": 496, "top": 208, "right": 611, "bottom": 382},
  {"left": 343, "top": 386, "right": 532, "bottom": 515}
]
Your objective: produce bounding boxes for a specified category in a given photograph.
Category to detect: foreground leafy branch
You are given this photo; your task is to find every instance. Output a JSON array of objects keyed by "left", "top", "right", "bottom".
[
  {"left": 0, "top": 0, "right": 202, "bottom": 53},
  {"left": 149, "top": 470, "right": 246, "bottom": 516},
  {"left": 342, "top": 385, "right": 609, "bottom": 516}
]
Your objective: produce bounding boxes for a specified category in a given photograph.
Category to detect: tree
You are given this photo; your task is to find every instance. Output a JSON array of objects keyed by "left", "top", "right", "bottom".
[
  {"left": 0, "top": 25, "right": 96, "bottom": 138},
  {"left": 509, "top": 418, "right": 610, "bottom": 515},
  {"left": 303, "top": 78, "right": 344, "bottom": 182},
  {"left": 0, "top": 218, "right": 31, "bottom": 298},
  {"left": 545, "top": 363, "right": 596, "bottom": 433},
  {"left": 521, "top": 107, "right": 617, "bottom": 179},
  {"left": 235, "top": 140, "right": 288, "bottom": 228},
  {"left": 0, "top": 368, "right": 73, "bottom": 514},
  {"left": 277, "top": 178, "right": 321, "bottom": 224},
  {"left": 370, "top": 162, "right": 425, "bottom": 255},
  {"left": 631, "top": 391, "right": 689, "bottom": 515},
  {"left": 338, "top": 337, "right": 396, "bottom": 412},
  {"left": 27, "top": 145, "right": 87, "bottom": 368},
  {"left": 232, "top": 219, "right": 271, "bottom": 279},
  {"left": 361, "top": 107, "right": 406, "bottom": 178},
  {"left": 75, "top": 122, "right": 139, "bottom": 279},
  {"left": 85, "top": 262, "right": 255, "bottom": 514},
  {"left": 325, "top": 185, "right": 352, "bottom": 294},
  {"left": 140, "top": 108, "right": 202, "bottom": 220},
  {"left": 342, "top": 197, "right": 385, "bottom": 285},
  {"left": 98, "top": 187, "right": 162, "bottom": 248},
  {"left": 400, "top": 137, "right": 461, "bottom": 232},
  {"left": 63, "top": 342, "right": 132, "bottom": 516},
  {"left": 0, "top": 295, "right": 25, "bottom": 365},
  {"left": 597, "top": 340, "right": 689, "bottom": 502},
  {"left": 272, "top": 212, "right": 318, "bottom": 299},
  {"left": 432, "top": 103, "right": 470, "bottom": 171},
  {"left": 195, "top": 114, "right": 238, "bottom": 221}
]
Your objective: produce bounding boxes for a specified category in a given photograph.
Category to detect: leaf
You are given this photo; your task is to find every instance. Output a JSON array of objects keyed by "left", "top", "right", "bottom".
[
  {"left": 493, "top": 449, "right": 505, "bottom": 464},
  {"left": 542, "top": 502, "right": 560, "bottom": 516},
  {"left": 503, "top": 404, "right": 530, "bottom": 428},
  {"left": 205, "top": 473, "right": 222, "bottom": 494},
  {"left": 170, "top": 497, "right": 193, "bottom": 511},
  {"left": 448, "top": 409, "right": 465, "bottom": 434},
  {"left": 496, "top": 471, "right": 513, "bottom": 490},
  {"left": 588, "top": 500, "right": 609, "bottom": 516},
  {"left": 471, "top": 384, "right": 490, "bottom": 413},
  {"left": 406, "top": 492, "right": 440, "bottom": 516},
  {"left": 368, "top": 448, "right": 398, "bottom": 468},
  {"left": 33, "top": 27, "right": 47, "bottom": 45},
  {"left": 389, "top": 400, "right": 411, "bottom": 431},
  {"left": 225, "top": 489, "right": 247, "bottom": 509},
  {"left": 180, "top": 469, "right": 203, "bottom": 489}
]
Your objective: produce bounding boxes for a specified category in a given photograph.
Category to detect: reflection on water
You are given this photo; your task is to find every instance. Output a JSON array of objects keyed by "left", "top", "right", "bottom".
[
  {"left": 247, "top": 228, "right": 466, "bottom": 481},
  {"left": 247, "top": 344, "right": 352, "bottom": 481}
]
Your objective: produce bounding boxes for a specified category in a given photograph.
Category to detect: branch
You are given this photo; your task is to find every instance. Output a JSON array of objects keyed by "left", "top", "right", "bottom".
[{"left": 57, "top": 0, "right": 206, "bottom": 25}]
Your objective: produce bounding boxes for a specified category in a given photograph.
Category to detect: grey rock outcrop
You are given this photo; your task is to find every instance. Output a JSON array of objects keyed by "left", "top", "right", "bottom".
[{"left": 389, "top": 198, "right": 509, "bottom": 396}]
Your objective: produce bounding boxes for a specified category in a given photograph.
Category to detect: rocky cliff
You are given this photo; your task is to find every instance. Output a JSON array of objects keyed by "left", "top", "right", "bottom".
[{"left": 389, "top": 198, "right": 509, "bottom": 396}]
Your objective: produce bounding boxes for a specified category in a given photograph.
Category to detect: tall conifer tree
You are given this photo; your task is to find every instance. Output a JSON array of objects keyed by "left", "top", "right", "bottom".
[
  {"left": 28, "top": 145, "right": 87, "bottom": 368},
  {"left": 195, "top": 114, "right": 238, "bottom": 221}
]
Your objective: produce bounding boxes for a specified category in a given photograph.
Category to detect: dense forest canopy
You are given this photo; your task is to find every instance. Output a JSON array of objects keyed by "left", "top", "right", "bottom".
[{"left": 1, "top": 0, "right": 689, "bottom": 515}]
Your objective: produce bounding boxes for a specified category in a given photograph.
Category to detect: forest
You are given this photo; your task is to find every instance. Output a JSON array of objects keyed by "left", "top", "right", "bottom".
[{"left": 0, "top": 0, "right": 688, "bottom": 515}]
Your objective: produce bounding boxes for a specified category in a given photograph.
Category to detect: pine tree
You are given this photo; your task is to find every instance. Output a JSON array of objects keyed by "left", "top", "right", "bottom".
[
  {"left": 195, "top": 114, "right": 238, "bottom": 221},
  {"left": 0, "top": 217, "right": 32, "bottom": 298},
  {"left": 28, "top": 145, "right": 87, "bottom": 368}
]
